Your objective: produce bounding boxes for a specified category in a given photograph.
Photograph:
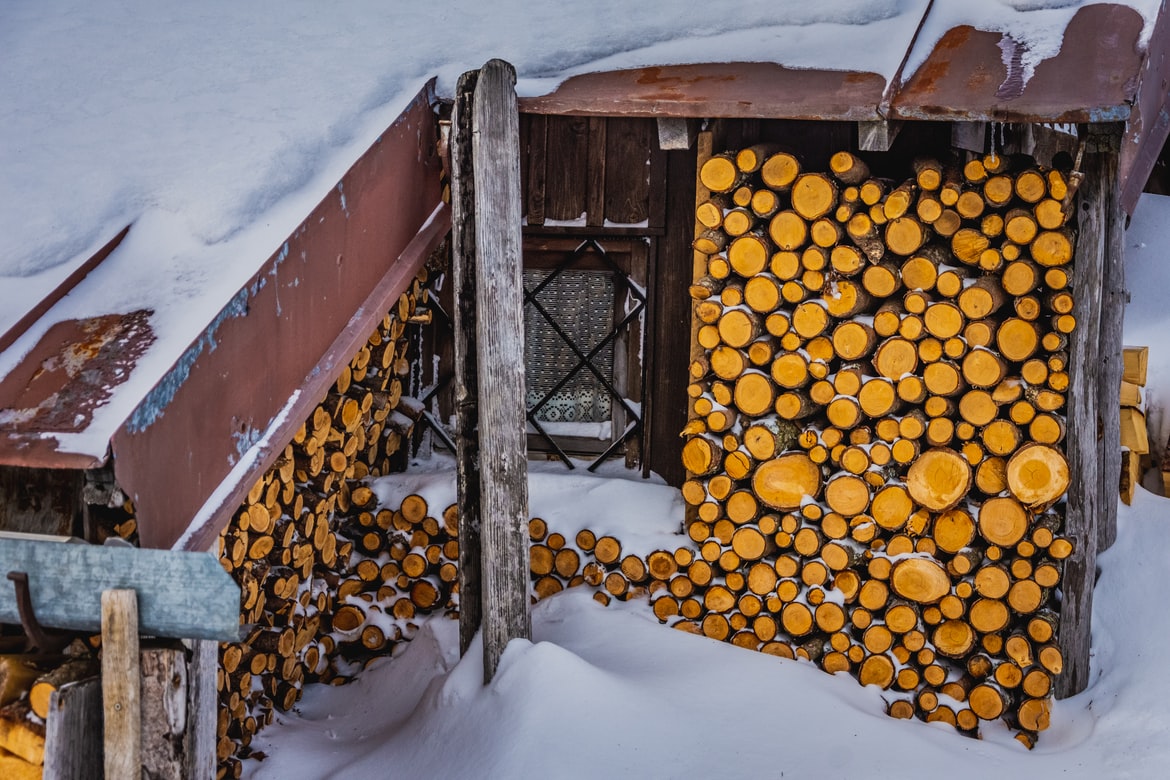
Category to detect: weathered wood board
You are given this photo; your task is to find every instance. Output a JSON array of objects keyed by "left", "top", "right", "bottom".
[{"left": 0, "top": 538, "right": 239, "bottom": 641}]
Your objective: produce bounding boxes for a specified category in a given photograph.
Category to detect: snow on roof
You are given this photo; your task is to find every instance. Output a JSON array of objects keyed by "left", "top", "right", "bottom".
[{"left": 0, "top": 0, "right": 1163, "bottom": 466}]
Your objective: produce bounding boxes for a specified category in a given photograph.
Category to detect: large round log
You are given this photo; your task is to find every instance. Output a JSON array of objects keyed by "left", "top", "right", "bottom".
[
  {"left": 906, "top": 447, "right": 971, "bottom": 511},
  {"left": 1006, "top": 443, "right": 1070, "bottom": 509},
  {"left": 752, "top": 453, "right": 822, "bottom": 510},
  {"left": 890, "top": 558, "right": 950, "bottom": 604}
]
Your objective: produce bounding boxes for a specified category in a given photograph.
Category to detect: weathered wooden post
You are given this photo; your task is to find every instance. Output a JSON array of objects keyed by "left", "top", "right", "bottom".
[
  {"left": 101, "top": 589, "right": 141, "bottom": 779},
  {"left": 471, "top": 58, "right": 531, "bottom": 681},
  {"left": 1055, "top": 125, "right": 1119, "bottom": 698},
  {"left": 451, "top": 68, "right": 484, "bottom": 658}
]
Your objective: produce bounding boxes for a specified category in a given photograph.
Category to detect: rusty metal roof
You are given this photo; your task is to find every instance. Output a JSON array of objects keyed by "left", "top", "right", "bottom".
[
  {"left": 520, "top": 2, "right": 1169, "bottom": 213},
  {"left": 0, "top": 84, "right": 445, "bottom": 550}
]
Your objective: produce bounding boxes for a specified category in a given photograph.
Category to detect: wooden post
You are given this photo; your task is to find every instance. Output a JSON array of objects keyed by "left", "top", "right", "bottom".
[
  {"left": 101, "top": 589, "right": 141, "bottom": 779},
  {"left": 1055, "top": 129, "right": 1114, "bottom": 698},
  {"left": 472, "top": 58, "right": 531, "bottom": 681},
  {"left": 183, "top": 639, "right": 217, "bottom": 780},
  {"left": 43, "top": 678, "right": 102, "bottom": 780},
  {"left": 1098, "top": 130, "right": 1125, "bottom": 552},
  {"left": 452, "top": 67, "right": 484, "bottom": 657},
  {"left": 140, "top": 647, "right": 186, "bottom": 778}
]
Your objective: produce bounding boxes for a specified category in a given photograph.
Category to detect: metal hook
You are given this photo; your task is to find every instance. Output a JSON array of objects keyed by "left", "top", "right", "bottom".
[{"left": 6, "top": 571, "right": 72, "bottom": 653}]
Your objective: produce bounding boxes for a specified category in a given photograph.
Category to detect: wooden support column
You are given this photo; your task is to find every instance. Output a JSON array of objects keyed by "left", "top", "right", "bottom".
[
  {"left": 101, "top": 589, "right": 140, "bottom": 779},
  {"left": 1098, "top": 129, "right": 1126, "bottom": 552},
  {"left": 183, "top": 638, "right": 217, "bottom": 780},
  {"left": 452, "top": 68, "right": 484, "bottom": 657},
  {"left": 472, "top": 59, "right": 531, "bottom": 682},
  {"left": 1056, "top": 129, "right": 1115, "bottom": 698}
]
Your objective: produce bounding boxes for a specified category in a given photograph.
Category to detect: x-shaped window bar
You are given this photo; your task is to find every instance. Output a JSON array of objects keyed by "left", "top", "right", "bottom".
[{"left": 523, "top": 239, "right": 646, "bottom": 471}]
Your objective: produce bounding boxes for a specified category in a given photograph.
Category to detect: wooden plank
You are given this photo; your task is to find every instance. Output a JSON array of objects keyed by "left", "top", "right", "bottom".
[
  {"left": 604, "top": 118, "right": 653, "bottom": 225},
  {"left": 1120, "top": 407, "right": 1149, "bottom": 454},
  {"left": 1055, "top": 141, "right": 1110, "bottom": 699},
  {"left": 0, "top": 539, "right": 239, "bottom": 640},
  {"left": 140, "top": 647, "right": 186, "bottom": 779},
  {"left": 1119, "top": 380, "right": 1142, "bottom": 407},
  {"left": 524, "top": 113, "right": 547, "bottom": 227},
  {"left": 451, "top": 68, "right": 484, "bottom": 657},
  {"left": 183, "top": 639, "right": 217, "bottom": 780},
  {"left": 585, "top": 117, "right": 607, "bottom": 228},
  {"left": 543, "top": 115, "right": 589, "bottom": 221},
  {"left": 0, "top": 467, "right": 82, "bottom": 536},
  {"left": 102, "top": 589, "right": 141, "bottom": 779},
  {"left": 472, "top": 58, "right": 531, "bottom": 681},
  {"left": 646, "top": 148, "right": 697, "bottom": 487},
  {"left": 43, "top": 677, "right": 102, "bottom": 780},
  {"left": 1122, "top": 346, "right": 1148, "bottom": 386},
  {"left": 1099, "top": 145, "right": 1127, "bottom": 561}
]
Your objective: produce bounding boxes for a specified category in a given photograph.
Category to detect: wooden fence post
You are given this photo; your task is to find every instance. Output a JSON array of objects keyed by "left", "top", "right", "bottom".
[
  {"left": 472, "top": 58, "right": 531, "bottom": 681},
  {"left": 101, "top": 589, "right": 140, "bottom": 779},
  {"left": 1056, "top": 128, "right": 1116, "bottom": 698},
  {"left": 1098, "top": 131, "right": 1126, "bottom": 553},
  {"left": 452, "top": 68, "right": 484, "bottom": 657}
]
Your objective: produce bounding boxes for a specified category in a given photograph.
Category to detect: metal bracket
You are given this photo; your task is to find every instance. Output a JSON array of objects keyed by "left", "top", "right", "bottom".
[{"left": 6, "top": 571, "right": 73, "bottom": 653}]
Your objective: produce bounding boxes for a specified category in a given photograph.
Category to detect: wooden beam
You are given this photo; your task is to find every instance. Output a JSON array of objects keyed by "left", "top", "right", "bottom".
[
  {"left": 1055, "top": 132, "right": 1112, "bottom": 699},
  {"left": 0, "top": 539, "right": 239, "bottom": 640},
  {"left": 858, "top": 120, "right": 902, "bottom": 152},
  {"left": 657, "top": 117, "right": 696, "bottom": 150},
  {"left": 452, "top": 68, "right": 484, "bottom": 657},
  {"left": 951, "top": 121, "right": 987, "bottom": 154},
  {"left": 102, "top": 589, "right": 141, "bottom": 779},
  {"left": 472, "top": 59, "right": 531, "bottom": 681}
]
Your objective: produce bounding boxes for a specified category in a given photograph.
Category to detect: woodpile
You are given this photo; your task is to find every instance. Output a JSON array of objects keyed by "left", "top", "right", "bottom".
[
  {"left": 214, "top": 270, "right": 437, "bottom": 778},
  {"left": 683, "top": 145, "right": 1081, "bottom": 743}
]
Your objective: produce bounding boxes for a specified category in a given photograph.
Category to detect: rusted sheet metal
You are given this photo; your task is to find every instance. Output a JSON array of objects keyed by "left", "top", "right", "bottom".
[
  {"left": 1121, "top": 0, "right": 1170, "bottom": 214},
  {"left": 0, "top": 311, "right": 155, "bottom": 470},
  {"left": 891, "top": 5, "right": 1144, "bottom": 124},
  {"left": 518, "top": 62, "right": 888, "bottom": 121},
  {"left": 0, "top": 225, "right": 131, "bottom": 356},
  {"left": 112, "top": 82, "right": 444, "bottom": 550},
  {"left": 172, "top": 201, "right": 450, "bottom": 554}
]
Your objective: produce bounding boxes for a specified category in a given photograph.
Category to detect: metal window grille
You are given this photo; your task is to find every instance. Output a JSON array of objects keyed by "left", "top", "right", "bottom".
[{"left": 523, "top": 239, "right": 645, "bottom": 470}]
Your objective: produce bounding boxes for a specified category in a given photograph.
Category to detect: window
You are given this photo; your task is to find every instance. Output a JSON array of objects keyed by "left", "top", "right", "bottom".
[{"left": 522, "top": 237, "right": 647, "bottom": 469}]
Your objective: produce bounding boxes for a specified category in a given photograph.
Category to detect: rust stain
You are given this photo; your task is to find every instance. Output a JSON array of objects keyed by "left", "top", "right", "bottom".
[
  {"left": 905, "top": 26, "right": 973, "bottom": 96},
  {"left": 634, "top": 66, "right": 737, "bottom": 88},
  {"left": 0, "top": 310, "right": 155, "bottom": 434}
]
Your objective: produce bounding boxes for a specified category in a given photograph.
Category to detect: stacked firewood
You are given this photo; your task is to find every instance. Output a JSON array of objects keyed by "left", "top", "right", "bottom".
[
  {"left": 214, "top": 271, "right": 433, "bottom": 778},
  {"left": 680, "top": 145, "right": 1080, "bottom": 744}
]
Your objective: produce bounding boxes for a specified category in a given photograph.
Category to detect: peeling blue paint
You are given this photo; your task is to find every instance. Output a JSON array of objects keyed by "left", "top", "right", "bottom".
[
  {"left": 1088, "top": 105, "right": 1132, "bottom": 123},
  {"left": 125, "top": 287, "right": 250, "bottom": 434},
  {"left": 338, "top": 183, "right": 350, "bottom": 218}
]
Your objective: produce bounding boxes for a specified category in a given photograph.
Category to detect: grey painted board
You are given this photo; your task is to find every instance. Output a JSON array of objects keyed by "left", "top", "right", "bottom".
[{"left": 0, "top": 539, "right": 240, "bottom": 641}]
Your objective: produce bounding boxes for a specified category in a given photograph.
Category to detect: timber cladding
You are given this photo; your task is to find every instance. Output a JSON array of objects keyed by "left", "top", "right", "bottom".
[{"left": 680, "top": 140, "right": 1082, "bottom": 743}]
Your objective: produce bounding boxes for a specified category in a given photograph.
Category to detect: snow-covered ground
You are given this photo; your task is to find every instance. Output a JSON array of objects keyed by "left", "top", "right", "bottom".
[{"left": 243, "top": 195, "right": 1170, "bottom": 778}]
